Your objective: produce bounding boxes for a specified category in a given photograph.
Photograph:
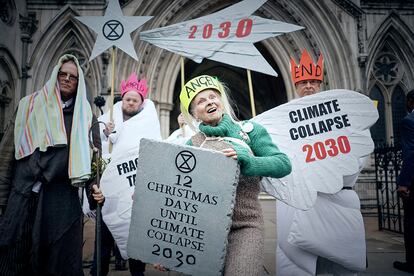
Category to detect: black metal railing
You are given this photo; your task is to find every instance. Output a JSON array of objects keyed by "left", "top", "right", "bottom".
[
  {"left": 374, "top": 143, "right": 404, "bottom": 233},
  {"left": 354, "top": 170, "right": 378, "bottom": 216}
]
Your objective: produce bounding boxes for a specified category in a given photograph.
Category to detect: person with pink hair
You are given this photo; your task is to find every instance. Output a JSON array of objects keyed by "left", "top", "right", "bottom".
[
  {"left": 93, "top": 72, "right": 162, "bottom": 276},
  {"left": 101, "top": 72, "right": 161, "bottom": 158}
]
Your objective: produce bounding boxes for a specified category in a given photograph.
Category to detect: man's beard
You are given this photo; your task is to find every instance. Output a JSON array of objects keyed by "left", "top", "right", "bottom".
[{"left": 123, "top": 108, "right": 140, "bottom": 117}]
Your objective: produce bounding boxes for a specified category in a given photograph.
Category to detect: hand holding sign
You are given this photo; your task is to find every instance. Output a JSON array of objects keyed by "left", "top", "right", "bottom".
[
  {"left": 254, "top": 90, "right": 379, "bottom": 210},
  {"left": 128, "top": 139, "right": 239, "bottom": 276}
]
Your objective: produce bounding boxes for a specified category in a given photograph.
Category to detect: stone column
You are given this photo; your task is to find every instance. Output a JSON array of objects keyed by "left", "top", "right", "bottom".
[
  {"left": 357, "top": 13, "right": 368, "bottom": 92},
  {"left": 156, "top": 101, "right": 174, "bottom": 139},
  {"left": 19, "top": 14, "right": 37, "bottom": 99}
]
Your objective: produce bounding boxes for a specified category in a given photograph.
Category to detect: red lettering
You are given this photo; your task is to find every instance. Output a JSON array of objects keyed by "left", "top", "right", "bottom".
[
  {"left": 303, "top": 136, "right": 351, "bottom": 163},
  {"left": 295, "top": 67, "right": 300, "bottom": 79},
  {"left": 218, "top": 21, "right": 231, "bottom": 38},
  {"left": 202, "top": 24, "right": 213, "bottom": 39},
  {"left": 189, "top": 25, "right": 197, "bottom": 39},
  {"left": 188, "top": 19, "right": 254, "bottom": 40},
  {"left": 235, "top": 18, "right": 253, "bottom": 38},
  {"left": 315, "top": 65, "right": 322, "bottom": 76},
  {"left": 303, "top": 144, "right": 316, "bottom": 163}
]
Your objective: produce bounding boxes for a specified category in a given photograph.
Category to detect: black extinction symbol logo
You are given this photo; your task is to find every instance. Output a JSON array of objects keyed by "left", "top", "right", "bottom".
[
  {"left": 175, "top": 150, "right": 196, "bottom": 173},
  {"left": 103, "top": 20, "right": 124, "bottom": 41}
]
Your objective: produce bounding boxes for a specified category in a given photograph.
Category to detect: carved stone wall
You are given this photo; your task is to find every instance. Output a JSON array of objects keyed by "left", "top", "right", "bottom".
[{"left": 0, "top": 0, "right": 412, "bottom": 140}]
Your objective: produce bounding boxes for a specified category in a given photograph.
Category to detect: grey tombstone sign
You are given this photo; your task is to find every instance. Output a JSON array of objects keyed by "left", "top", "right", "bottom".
[{"left": 128, "top": 139, "right": 239, "bottom": 275}]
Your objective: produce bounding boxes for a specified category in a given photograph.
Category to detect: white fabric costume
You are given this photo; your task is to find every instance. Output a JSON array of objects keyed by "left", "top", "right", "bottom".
[
  {"left": 165, "top": 124, "right": 195, "bottom": 145},
  {"left": 251, "top": 90, "right": 378, "bottom": 276},
  {"left": 98, "top": 99, "right": 162, "bottom": 258},
  {"left": 99, "top": 99, "right": 162, "bottom": 159},
  {"left": 276, "top": 178, "right": 366, "bottom": 276},
  {"left": 276, "top": 158, "right": 367, "bottom": 276}
]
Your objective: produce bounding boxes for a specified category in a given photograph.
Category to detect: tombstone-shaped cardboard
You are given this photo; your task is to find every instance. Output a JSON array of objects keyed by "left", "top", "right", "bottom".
[{"left": 128, "top": 139, "right": 239, "bottom": 275}]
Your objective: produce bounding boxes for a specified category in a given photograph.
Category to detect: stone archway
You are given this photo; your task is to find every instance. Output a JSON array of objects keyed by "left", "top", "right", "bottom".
[
  {"left": 168, "top": 43, "right": 287, "bottom": 134},
  {"left": 28, "top": 5, "right": 103, "bottom": 112},
  {"left": 0, "top": 46, "right": 19, "bottom": 140},
  {"left": 366, "top": 11, "right": 414, "bottom": 144},
  {"left": 121, "top": 0, "right": 357, "bottom": 137}
]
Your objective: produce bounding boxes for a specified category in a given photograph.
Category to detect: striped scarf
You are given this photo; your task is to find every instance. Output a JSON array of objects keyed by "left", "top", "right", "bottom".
[{"left": 14, "top": 54, "right": 92, "bottom": 186}]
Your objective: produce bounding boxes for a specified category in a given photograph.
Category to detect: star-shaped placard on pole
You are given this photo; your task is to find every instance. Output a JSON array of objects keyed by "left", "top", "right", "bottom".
[
  {"left": 76, "top": 0, "right": 152, "bottom": 61},
  {"left": 139, "top": 0, "right": 304, "bottom": 76}
]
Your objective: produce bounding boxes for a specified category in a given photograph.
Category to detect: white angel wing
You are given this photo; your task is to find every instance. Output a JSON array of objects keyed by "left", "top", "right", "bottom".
[{"left": 253, "top": 89, "right": 378, "bottom": 210}]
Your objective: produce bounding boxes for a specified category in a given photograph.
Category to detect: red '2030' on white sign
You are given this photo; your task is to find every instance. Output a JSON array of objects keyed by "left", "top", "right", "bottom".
[
  {"left": 302, "top": 136, "right": 351, "bottom": 163},
  {"left": 188, "top": 19, "right": 253, "bottom": 39}
]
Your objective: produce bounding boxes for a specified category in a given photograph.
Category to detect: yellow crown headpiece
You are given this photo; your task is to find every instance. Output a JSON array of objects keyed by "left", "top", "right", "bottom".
[{"left": 179, "top": 75, "right": 224, "bottom": 113}]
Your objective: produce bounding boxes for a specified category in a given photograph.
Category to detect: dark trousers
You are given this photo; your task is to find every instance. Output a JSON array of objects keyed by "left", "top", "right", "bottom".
[
  {"left": 90, "top": 222, "right": 113, "bottom": 276},
  {"left": 0, "top": 192, "right": 83, "bottom": 276},
  {"left": 129, "top": 258, "right": 146, "bottom": 276},
  {"left": 403, "top": 189, "right": 414, "bottom": 265},
  {"left": 0, "top": 193, "right": 38, "bottom": 276},
  {"left": 90, "top": 221, "right": 145, "bottom": 276}
]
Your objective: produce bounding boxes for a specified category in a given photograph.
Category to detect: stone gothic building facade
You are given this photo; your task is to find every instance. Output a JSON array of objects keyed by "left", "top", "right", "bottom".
[{"left": 1, "top": 0, "right": 413, "bottom": 142}]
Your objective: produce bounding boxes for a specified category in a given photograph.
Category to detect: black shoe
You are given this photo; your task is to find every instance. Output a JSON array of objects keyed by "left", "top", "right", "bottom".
[{"left": 393, "top": 261, "right": 414, "bottom": 274}]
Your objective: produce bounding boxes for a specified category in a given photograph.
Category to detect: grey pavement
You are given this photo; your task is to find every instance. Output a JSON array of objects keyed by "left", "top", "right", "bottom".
[{"left": 83, "top": 199, "right": 412, "bottom": 275}]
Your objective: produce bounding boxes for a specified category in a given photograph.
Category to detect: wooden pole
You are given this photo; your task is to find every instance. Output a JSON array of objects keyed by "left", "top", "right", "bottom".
[
  {"left": 247, "top": 69, "right": 256, "bottom": 117},
  {"left": 95, "top": 146, "right": 102, "bottom": 276},
  {"left": 180, "top": 57, "right": 186, "bottom": 136},
  {"left": 109, "top": 46, "right": 116, "bottom": 153},
  {"left": 180, "top": 56, "right": 185, "bottom": 88},
  {"left": 89, "top": 121, "right": 103, "bottom": 276}
]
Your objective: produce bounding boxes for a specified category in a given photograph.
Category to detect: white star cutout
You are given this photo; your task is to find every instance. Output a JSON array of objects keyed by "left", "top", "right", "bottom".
[
  {"left": 76, "top": 0, "right": 153, "bottom": 61},
  {"left": 140, "top": 0, "right": 303, "bottom": 76}
]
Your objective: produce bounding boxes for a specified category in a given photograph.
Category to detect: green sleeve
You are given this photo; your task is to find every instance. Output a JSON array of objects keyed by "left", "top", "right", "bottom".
[
  {"left": 232, "top": 122, "right": 292, "bottom": 178},
  {"left": 185, "top": 139, "right": 193, "bottom": 146}
]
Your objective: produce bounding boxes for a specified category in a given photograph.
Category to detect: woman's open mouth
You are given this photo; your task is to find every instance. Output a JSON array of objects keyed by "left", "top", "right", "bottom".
[{"left": 207, "top": 107, "right": 217, "bottom": 113}]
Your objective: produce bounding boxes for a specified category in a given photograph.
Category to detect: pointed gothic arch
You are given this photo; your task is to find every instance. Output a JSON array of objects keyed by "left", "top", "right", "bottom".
[
  {"left": 391, "top": 85, "right": 406, "bottom": 144},
  {"left": 0, "top": 46, "right": 19, "bottom": 93},
  {"left": 367, "top": 11, "right": 414, "bottom": 90},
  {"left": 366, "top": 11, "right": 414, "bottom": 144},
  {"left": 166, "top": 44, "right": 286, "bottom": 133},
  {"left": 0, "top": 0, "right": 17, "bottom": 26},
  {"left": 124, "top": 0, "right": 298, "bottom": 136},
  {"left": 284, "top": 0, "right": 358, "bottom": 90},
  {"left": 0, "top": 46, "right": 19, "bottom": 140},
  {"left": 27, "top": 5, "right": 103, "bottom": 106},
  {"left": 369, "top": 83, "right": 387, "bottom": 145},
  {"left": 120, "top": 0, "right": 358, "bottom": 137}
]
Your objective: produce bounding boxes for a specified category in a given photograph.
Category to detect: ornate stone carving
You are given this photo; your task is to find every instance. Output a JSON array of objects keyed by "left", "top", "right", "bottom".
[
  {"left": 358, "top": 54, "right": 368, "bottom": 67},
  {"left": 277, "top": 0, "right": 318, "bottom": 57},
  {"left": 0, "top": 80, "right": 12, "bottom": 104},
  {"left": 332, "top": 0, "right": 367, "bottom": 58},
  {"left": 19, "top": 13, "right": 38, "bottom": 43},
  {"left": 332, "top": 0, "right": 363, "bottom": 18},
  {"left": 0, "top": 0, "right": 16, "bottom": 25},
  {"left": 373, "top": 52, "right": 401, "bottom": 86}
]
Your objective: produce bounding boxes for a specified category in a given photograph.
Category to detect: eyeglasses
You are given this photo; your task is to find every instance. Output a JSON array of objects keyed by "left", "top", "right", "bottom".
[
  {"left": 58, "top": 71, "right": 78, "bottom": 82},
  {"left": 296, "top": 80, "right": 321, "bottom": 87}
]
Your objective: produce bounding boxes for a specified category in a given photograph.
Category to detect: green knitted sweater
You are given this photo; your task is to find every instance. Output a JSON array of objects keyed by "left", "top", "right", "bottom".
[{"left": 188, "top": 114, "right": 292, "bottom": 178}]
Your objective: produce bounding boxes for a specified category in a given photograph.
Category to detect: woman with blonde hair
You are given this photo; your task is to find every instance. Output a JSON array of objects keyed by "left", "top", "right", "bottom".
[{"left": 179, "top": 74, "right": 292, "bottom": 275}]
